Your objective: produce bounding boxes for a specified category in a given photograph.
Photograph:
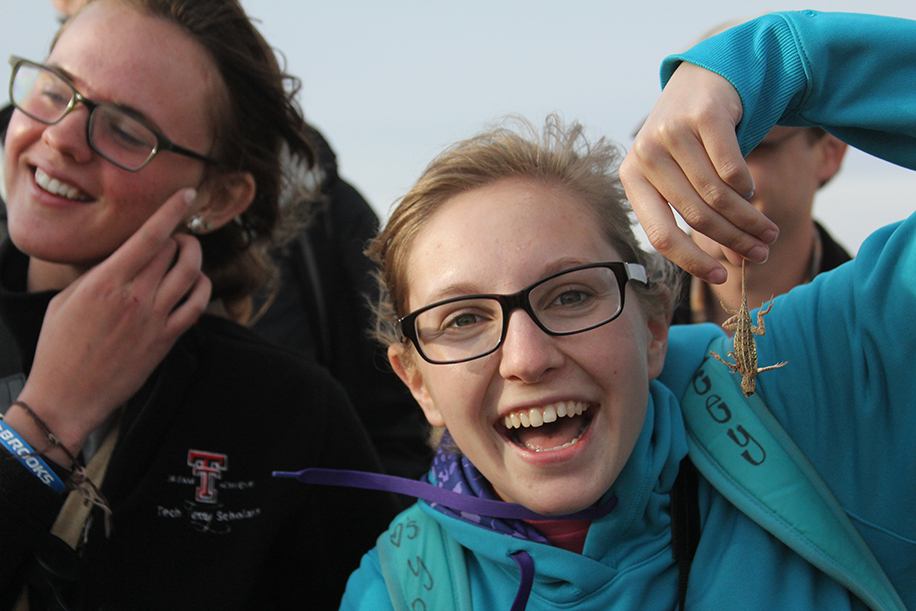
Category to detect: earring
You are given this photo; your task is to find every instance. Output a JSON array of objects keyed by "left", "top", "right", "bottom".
[{"left": 187, "top": 215, "right": 212, "bottom": 235}]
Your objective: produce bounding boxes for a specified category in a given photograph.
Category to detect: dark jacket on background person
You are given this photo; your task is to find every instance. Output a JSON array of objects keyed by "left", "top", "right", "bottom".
[
  {"left": 251, "top": 129, "right": 431, "bottom": 481},
  {"left": 0, "top": 240, "right": 399, "bottom": 610},
  {"left": 671, "top": 221, "right": 853, "bottom": 325}
]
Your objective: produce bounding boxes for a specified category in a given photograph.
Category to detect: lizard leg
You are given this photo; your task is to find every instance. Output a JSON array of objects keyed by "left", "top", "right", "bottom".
[
  {"left": 751, "top": 296, "right": 777, "bottom": 335},
  {"left": 757, "top": 361, "right": 788, "bottom": 373},
  {"left": 718, "top": 300, "right": 740, "bottom": 317},
  {"left": 720, "top": 314, "right": 739, "bottom": 333},
  {"left": 709, "top": 351, "right": 740, "bottom": 373}
]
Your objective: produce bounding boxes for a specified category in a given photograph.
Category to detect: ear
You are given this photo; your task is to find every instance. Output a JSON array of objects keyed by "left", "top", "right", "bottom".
[
  {"left": 645, "top": 309, "right": 670, "bottom": 380},
  {"left": 816, "top": 135, "right": 848, "bottom": 187},
  {"left": 388, "top": 344, "right": 445, "bottom": 427},
  {"left": 190, "top": 171, "right": 257, "bottom": 232},
  {"left": 52, "top": 0, "right": 82, "bottom": 17}
]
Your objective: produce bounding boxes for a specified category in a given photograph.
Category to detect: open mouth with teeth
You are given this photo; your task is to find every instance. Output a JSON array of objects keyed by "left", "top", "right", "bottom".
[
  {"left": 34, "top": 168, "right": 92, "bottom": 202},
  {"left": 502, "top": 401, "right": 592, "bottom": 453}
]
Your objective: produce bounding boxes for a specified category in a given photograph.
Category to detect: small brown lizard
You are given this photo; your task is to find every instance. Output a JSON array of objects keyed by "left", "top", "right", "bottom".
[{"left": 709, "top": 259, "right": 787, "bottom": 396}]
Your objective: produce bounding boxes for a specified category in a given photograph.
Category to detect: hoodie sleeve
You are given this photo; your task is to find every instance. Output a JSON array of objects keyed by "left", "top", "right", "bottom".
[
  {"left": 662, "top": 11, "right": 916, "bottom": 166},
  {"left": 339, "top": 547, "right": 396, "bottom": 611},
  {"left": 659, "top": 12, "right": 916, "bottom": 604}
]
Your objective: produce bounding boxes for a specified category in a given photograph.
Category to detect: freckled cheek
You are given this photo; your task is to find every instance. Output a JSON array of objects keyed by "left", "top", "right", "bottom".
[
  {"left": 576, "top": 341, "right": 635, "bottom": 382},
  {"left": 3, "top": 156, "right": 14, "bottom": 197},
  {"left": 102, "top": 172, "right": 189, "bottom": 225},
  {"left": 453, "top": 355, "right": 500, "bottom": 394},
  {"left": 431, "top": 366, "right": 498, "bottom": 432},
  {"left": 425, "top": 371, "right": 473, "bottom": 418},
  {"left": 4, "top": 122, "right": 33, "bottom": 179},
  {"left": 4, "top": 139, "right": 37, "bottom": 211},
  {"left": 588, "top": 345, "right": 649, "bottom": 414}
]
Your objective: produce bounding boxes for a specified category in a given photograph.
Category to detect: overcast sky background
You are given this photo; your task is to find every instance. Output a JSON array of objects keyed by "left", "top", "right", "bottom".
[{"left": 2, "top": 1, "right": 915, "bottom": 254}]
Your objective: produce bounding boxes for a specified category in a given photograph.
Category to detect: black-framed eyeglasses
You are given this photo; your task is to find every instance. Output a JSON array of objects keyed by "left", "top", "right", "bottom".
[
  {"left": 8, "top": 56, "right": 220, "bottom": 171},
  {"left": 399, "top": 262, "right": 648, "bottom": 364}
]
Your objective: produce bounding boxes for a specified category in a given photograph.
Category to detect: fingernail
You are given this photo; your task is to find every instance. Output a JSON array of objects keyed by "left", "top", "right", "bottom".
[
  {"left": 704, "top": 268, "right": 727, "bottom": 284},
  {"left": 747, "top": 245, "right": 769, "bottom": 263},
  {"left": 742, "top": 179, "right": 756, "bottom": 200},
  {"left": 184, "top": 188, "right": 197, "bottom": 206},
  {"left": 760, "top": 228, "right": 779, "bottom": 244}
]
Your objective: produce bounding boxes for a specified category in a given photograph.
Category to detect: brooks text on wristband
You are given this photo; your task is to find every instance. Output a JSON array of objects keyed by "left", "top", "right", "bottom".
[{"left": 0, "top": 417, "right": 66, "bottom": 493}]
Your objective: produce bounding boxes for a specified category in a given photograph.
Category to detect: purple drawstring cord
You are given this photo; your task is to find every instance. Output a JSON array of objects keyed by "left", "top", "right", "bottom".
[
  {"left": 275, "top": 468, "right": 617, "bottom": 611},
  {"left": 510, "top": 551, "right": 535, "bottom": 611},
  {"left": 274, "top": 468, "right": 617, "bottom": 521}
]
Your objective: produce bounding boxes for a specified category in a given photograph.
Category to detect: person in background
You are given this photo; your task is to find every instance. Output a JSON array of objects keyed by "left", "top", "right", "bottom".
[
  {"left": 0, "top": 1, "right": 396, "bottom": 608},
  {"left": 672, "top": 126, "right": 850, "bottom": 326},
  {"left": 251, "top": 128, "right": 431, "bottom": 482}
]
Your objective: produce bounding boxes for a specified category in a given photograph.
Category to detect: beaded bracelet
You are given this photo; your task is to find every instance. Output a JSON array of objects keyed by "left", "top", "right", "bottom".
[
  {"left": 0, "top": 415, "right": 66, "bottom": 492},
  {"left": 10, "top": 400, "right": 113, "bottom": 535}
]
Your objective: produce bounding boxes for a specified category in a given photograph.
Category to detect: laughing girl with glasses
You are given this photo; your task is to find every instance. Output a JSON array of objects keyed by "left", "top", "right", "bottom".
[{"left": 333, "top": 12, "right": 916, "bottom": 611}]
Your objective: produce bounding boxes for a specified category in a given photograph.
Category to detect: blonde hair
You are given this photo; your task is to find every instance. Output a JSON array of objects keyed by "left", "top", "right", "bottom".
[{"left": 367, "top": 115, "right": 681, "bottom": 357}]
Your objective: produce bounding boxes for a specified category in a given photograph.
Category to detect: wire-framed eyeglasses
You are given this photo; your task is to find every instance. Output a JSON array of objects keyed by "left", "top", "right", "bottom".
[
  {"left": 399, "top": 262, "right": 648, "bottom": 364},
  {"left": 8, "top": 56, "right": 220, "bottom": 172}
]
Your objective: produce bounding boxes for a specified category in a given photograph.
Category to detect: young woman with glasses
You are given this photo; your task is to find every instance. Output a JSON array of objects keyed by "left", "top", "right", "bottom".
[
  {"left": 335, "top": 12, "right": 916, "bottom": 610},
  {"left": 0, "top": 1, "right": 397, "bottom": 608}
]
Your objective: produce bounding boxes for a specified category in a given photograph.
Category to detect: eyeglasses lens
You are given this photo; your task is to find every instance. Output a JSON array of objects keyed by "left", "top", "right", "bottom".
[
  {"left": 11, "top": 63, "right": 71, "bottom": 123},
  {"left": 12, "top": 62, "right": 157, "bottom": 170},
  {"left": 413, "top": 266, "right": 623, "bottom": 363},
  {"left": 88, "top": 106, "right": 158, "bottom": 169}
]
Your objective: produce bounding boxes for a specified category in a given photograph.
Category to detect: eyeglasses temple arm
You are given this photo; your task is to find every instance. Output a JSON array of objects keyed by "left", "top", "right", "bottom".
[{"left": 625, "top": 263, "right": 648, "bottom": 285}]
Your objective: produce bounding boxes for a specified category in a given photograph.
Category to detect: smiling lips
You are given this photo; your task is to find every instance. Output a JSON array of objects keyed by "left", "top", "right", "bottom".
[
  {"left": 503, "top": 401, "right": 591, "bottom": 453},
  {"left": 34, "top": 167, "right": 91, "bottom": 201}
]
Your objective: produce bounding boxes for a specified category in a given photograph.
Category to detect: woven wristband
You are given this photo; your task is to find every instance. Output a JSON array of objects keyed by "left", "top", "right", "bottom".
[
  {"left": 0, "top": 416, "right": 66, "bottom": 493},
  {"left": 9, "top": 400, "right": 113, "bottom": 536}
]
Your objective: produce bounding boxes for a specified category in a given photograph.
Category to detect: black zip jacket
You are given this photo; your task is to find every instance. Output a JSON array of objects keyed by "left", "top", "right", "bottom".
[{"left": 0, "top": 241, "right": 398, "bottom": 610}]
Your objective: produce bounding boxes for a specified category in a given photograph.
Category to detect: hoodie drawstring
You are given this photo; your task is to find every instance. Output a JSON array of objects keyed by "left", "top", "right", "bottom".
[
  {"left": 510, "top": 551, "right": 534, "bottom": 610},
  {"left": 275, "top": 468, "right": 618, "bottom": 611}
]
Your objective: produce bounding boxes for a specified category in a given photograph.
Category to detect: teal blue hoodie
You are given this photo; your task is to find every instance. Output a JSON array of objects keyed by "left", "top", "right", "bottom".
[{"left": 341, "top": 11, "right": 916, "bottom": 610}]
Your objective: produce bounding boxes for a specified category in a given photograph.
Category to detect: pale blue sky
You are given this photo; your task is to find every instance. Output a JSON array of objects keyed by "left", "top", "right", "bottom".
[{"left": 2, "top": 1, "right": 916, "bottom": 253}]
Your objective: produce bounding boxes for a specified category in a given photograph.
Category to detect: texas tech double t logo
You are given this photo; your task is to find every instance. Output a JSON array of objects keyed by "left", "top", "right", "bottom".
[{"left": 187, "top": 450, "right": 227, "bottom": 504}]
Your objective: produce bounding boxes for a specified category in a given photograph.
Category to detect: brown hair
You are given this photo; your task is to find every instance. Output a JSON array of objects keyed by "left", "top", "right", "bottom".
[
  {"left": 367, "top": 115, "right": 681, "bottom": 355},
  {"left": 60, "top": 0, "right": 318, "bottom": 319}
]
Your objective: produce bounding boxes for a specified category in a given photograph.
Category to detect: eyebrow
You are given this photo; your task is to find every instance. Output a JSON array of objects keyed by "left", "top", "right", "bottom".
[
  {"left": 421, "top": 281, "right": 485, "bottom": 307},
  {"left": 47, "top": 61, "right": 165, "bottom": 132},
  {"left": 418, "top": 257, "right": 597, "bottom": 306}
]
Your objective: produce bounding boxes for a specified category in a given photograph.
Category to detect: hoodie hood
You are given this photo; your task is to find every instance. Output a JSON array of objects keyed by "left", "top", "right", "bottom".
[{"left": 417, "top": 379, "right": 689, "bottom": 607}]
